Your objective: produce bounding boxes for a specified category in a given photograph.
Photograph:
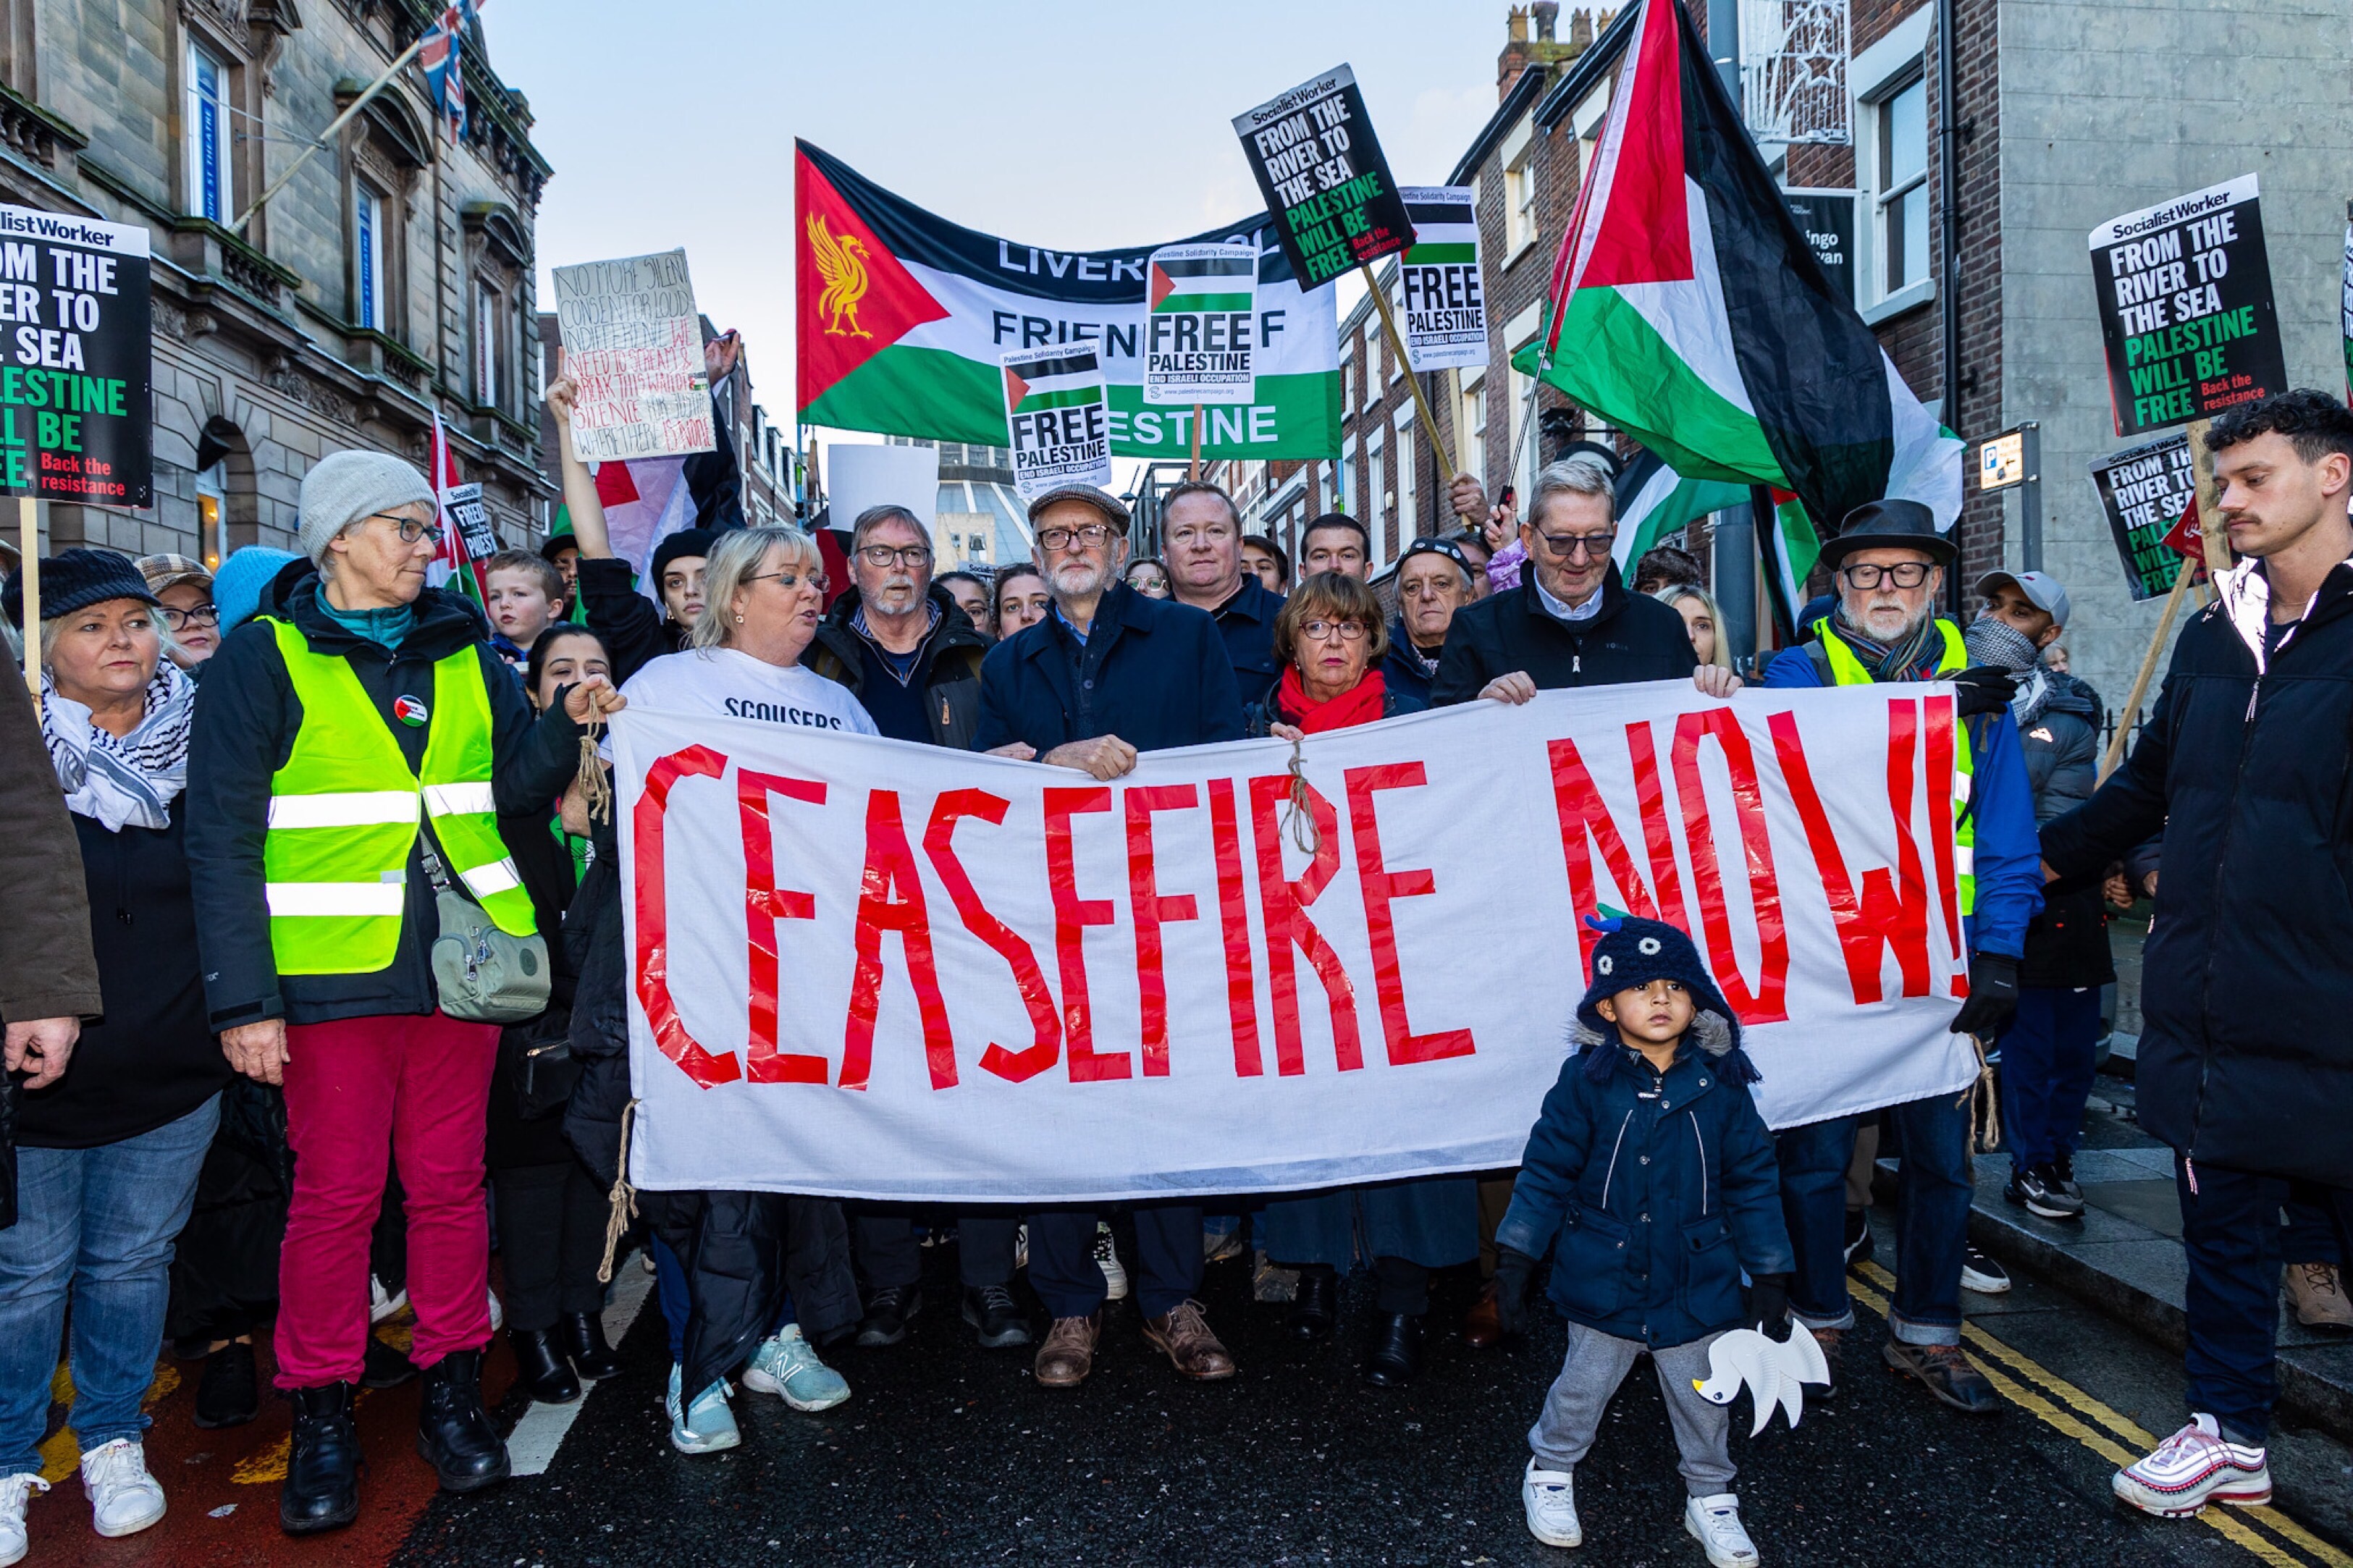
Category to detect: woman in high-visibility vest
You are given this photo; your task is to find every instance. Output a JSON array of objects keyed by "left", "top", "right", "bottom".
[{"left": 185, "top": 450, "right": 623, "bottom": 1538}]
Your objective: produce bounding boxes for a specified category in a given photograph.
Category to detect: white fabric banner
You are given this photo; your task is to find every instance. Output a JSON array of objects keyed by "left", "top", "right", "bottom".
[{"left": 616, "top": 681, "right": 1979, "bottom": 1203}]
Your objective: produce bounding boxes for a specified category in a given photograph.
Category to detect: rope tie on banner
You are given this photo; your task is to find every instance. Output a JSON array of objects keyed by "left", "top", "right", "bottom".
[
  {"left": 576, "top": 699, "right": 613, "bottom": 825},
  {"left": 597, "top": 1097, "right": 639, "bottom": 1284},
  {"left": 1282, "top": 731, "right": 1321, "bottom": 855},
  {"left": 1960, "top": 1032, "right": 2001, "bottom": 1155}
]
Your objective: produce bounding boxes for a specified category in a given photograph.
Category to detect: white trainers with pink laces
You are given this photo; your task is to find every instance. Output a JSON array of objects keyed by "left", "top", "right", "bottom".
[{"left": 2113, "top": 1414, "right": 2272, "bottom": 1517}]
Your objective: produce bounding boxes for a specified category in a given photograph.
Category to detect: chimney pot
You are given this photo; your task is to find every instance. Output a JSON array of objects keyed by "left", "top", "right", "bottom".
[
  {"left": 1507, "top": 4, "right": 1529, "bottom": 43},
  {"left": 1532, "top": 0, "right": 1559, "bottom": 40}
]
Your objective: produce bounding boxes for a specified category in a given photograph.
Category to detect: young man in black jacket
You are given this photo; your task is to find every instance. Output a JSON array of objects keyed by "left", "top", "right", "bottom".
[{"left": 2040, "top": 389, "right": 2353, "bottom": 1518}]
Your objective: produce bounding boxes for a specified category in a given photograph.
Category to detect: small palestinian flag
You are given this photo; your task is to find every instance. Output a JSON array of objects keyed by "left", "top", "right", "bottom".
[
  {"left": 1401, "top": 188, "right": 1477, "bottom": 266},
  {"left": 1149, "top": 245, "right": 1257, "bottom": 315},
  {"left": 1513, "top": 0, "right": 1960, "bottom": 536},
  {"left": 1397, "top": 186, "right": 1486, "bottom": 373},
  {"left": 1612, "top": 446, "right": 1747, "bottom": 572},
  {"left": 1003, "top": 351, "right": 1106, "bottom": 415}
]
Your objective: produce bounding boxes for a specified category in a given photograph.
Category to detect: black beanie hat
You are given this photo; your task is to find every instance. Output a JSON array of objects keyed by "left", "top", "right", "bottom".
[
  {"left": 4, "top": 547, "right": 160, "bottom": 628},
  {"left": 1575, "top": 915, "right": 1744, "bottom": 1054},
  {"left": 649, "top": 528, "right": 718, "bottom": 584}
]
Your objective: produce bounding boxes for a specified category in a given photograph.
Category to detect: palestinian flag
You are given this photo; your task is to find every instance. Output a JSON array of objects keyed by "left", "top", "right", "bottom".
[
  {"left": 1003, "top": 352, "right": 1104, "bottom": 415},
  {"left": 1512, "top": 0, "right": 1960, "bottom": 536},
  {"left": 1401, "top": 189, "right": 1477, "bottom": 265},
  {"left": 1150, "top": 249, "right": 1255, "bottom": 315},
  {"left": 796, "top": 141, "right": 1339, "bottom": 461},
  {"left": 1758, "top": 488, "right": 1826, "bottom": 639},
  {"left": 1612, "top": 446, "right": 1747, "bottom": 572}
]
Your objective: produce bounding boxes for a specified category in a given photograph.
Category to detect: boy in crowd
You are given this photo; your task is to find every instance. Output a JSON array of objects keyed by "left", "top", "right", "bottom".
[
  {"left": 1494, "top": 917, "right": 1792, "bottom": 1567},
  {"left": 481, "top": 549, "right": 565, "bottom": 665}
]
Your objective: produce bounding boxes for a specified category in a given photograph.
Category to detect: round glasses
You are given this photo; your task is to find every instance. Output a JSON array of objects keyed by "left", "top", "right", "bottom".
[{"left": 160, "top": 604, "right": 219, "bottom": 629}]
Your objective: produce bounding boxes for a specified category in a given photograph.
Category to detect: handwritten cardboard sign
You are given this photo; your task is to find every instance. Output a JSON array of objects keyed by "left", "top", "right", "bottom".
[{"left": 551, "top": 249, "right": 715, "bottom": 461}]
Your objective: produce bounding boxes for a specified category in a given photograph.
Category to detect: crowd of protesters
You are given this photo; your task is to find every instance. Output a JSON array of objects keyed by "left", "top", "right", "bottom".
[{"left": 1, "top": 383, "right": 2348, "bottom": 1562}]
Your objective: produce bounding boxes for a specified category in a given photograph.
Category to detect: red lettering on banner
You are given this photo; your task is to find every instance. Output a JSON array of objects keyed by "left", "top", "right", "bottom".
[
  {"left": 634, "top": 745, "right": 740, "bottom": 1089},
  {"left": 923, "top": 790, "right": 1061, "bottom": 1084},
  {"left": 737, "top": 769, "right": 830, "bottom": 1085},
  {"left": 1769, "top": 704, "right": 1932, "bottom": 1003},
  {"left": 1672, "top": 709, "right": 1788, "bottom": 1024},
  {"left": 841, "top": 791, "right": 957, "bottom": 1092},
  {"left": 1924, "top": 696, "right": 1963, "bottom": 962},
  {"left": 1248, "top": 775, "right": 1362, "bottom": 1075},
  {"left": 1205, "top": 779, "right": 1264, "bottom": 1076},
  {"left": 1045, "top": 788, "right": 1127, "bottom": 1082},
  {"left": 1345, "top": 762, "right": 1473, "bottom": 1065},
  {"left": 1548, "top": 736, "right": 1672, "bottom": 971},
  {"left": 1125, "top": 784, "right": 1202, "bottom": 1077}
]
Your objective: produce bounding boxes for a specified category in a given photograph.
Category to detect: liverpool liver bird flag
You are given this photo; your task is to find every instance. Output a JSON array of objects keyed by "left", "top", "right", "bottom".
[{"left": 1512, "top": 0, "right": 1959, "bottom": 536}]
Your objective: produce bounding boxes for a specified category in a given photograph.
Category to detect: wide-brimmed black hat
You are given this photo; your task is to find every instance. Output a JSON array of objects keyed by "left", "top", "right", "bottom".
[{"left": 1818, "top": 499, "right": 1956, "bottom": 570}]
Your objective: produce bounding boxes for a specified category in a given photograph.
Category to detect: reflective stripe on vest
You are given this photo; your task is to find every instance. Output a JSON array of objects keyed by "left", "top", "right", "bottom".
[
  {"left": 261, "top": 618, "right": 536, "bottom": 975},
  {"left": 1806, "top": 617, "right": 1977, "bottom": 916}
]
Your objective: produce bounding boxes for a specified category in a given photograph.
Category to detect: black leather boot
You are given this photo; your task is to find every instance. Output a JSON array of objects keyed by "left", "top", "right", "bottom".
[
  {"left": 557, "top": 1310, "right": 623, "bottom": 1381},
  {"left": 1361, "top": 1312, "right": 1426, "bottom": 1387},
  {"left": 508, "top": 1328, "right": 581, "bottom": 1404},
  {"left": 1287, "top": 1265, "right": 1339, "bottom": 1341},
  {"left": 194, "top": 1340, "right": 259, "bottom": 1429},
  {"left": 416, "top": 1349, "right": 510, "bottom": 1492},
  {"left": 280, "top": 1382, "right": 362, "bottom": 1535}
]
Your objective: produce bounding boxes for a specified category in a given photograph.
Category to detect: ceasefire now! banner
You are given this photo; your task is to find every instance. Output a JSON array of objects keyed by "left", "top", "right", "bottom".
[{"left": 615, "top": 683, "right": 1982, "bottom": 1203}]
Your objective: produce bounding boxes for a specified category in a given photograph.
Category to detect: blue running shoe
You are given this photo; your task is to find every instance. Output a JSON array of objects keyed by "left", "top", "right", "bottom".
[
  {"left": 741, "top": 1325, "right": 851, "bottom": 1412},
  {"left": 665, "top": 1365, "right": 740, "bottom": 1454}
]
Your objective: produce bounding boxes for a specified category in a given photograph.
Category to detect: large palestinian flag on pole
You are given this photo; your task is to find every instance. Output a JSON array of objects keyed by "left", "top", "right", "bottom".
[
  {"left": 796, "top": 142, "right": 1339, "bottom": 460},
  {"left": 1512, "top": 0, "right": 1960, "bottom": 537}
]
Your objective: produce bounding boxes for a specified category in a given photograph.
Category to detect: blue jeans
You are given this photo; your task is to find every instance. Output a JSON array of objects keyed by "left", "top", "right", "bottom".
[
  {"left": 2001, "top": 986, "right": 2102, "bottom": 1172},
  {"left": 1777, "top": 1092, "right": 1972, "bottom": 1346},
  {"left": 0, "top": 1095, "right": 220, "bottom": 1475},
  {"left": 2179, "top": 1160, "right": 2353, "bottom": 1443}
]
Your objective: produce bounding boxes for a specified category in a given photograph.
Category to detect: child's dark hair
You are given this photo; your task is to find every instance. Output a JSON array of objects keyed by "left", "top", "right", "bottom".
[
  {"left": 2206, "top": 389, "right": 2353, "bottom": 466},
  {"left": 524, "top": 622, "right": 607, "bottom": 707}
]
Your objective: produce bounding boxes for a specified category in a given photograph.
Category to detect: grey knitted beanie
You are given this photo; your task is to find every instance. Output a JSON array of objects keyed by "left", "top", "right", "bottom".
[{"left": 298, "top": 449, "right": 435, "bottom": 565}]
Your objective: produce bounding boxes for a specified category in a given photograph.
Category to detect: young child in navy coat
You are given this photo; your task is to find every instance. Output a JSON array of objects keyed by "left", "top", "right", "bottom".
[{"left": 1493, "top": 917, "right": 1796, "bottom": 1567}]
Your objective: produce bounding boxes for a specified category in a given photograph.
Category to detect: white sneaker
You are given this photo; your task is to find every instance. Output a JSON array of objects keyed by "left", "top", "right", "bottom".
[
  {"left": 2113, "top": 1414, "right": 2272, "bottom": 1517},
  {"left": 80, "top": 1438, "right": 165, "bottom": 1538},
  {"left": 1095, "top": 1223, "right": 1129, "bottom": 1302},
  {"left": 1960, "top": 1245, "right": 2011, "bottom": 1294},
  {"left": 1, "top": 1473, "right": 49, "bottom": 1567},
  {"left": 1522, "top": 1458, "right": 1581, "bottom": 1548},
  {"left": 1683, "top": 1493, "right": 1759, "bottom": 1567},
  {"left": 368, "top": 1273, "right": 408, "bottom": 1323}
]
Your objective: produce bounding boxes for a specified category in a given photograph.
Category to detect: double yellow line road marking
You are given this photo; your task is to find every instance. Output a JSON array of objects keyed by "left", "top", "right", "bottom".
[{"left": 1850, "top": 1260, "right": 2351, "bottom": 1568}]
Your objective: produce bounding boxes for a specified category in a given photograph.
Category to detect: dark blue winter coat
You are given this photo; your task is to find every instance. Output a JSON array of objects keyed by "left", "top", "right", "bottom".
[
  {"left": 1206, "top": 573, "right": 1286, "bottom": 707},
  {"left": 1496, "top": 1016, "right": 1793, "bottom": 1349},
  {"left": 973, "top": 580, "right": 1245, "bottom": 754}
]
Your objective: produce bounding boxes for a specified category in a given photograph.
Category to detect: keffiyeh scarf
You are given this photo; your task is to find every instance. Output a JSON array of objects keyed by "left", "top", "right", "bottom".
[{"left": 41, "top": 662, "right": 195, "bottom": 831}]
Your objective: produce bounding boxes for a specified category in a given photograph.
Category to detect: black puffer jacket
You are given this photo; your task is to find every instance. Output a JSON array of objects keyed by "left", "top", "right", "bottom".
[
  {"left": 1429, "top": 562, "right": 1697, "bottom": 704},
  {"left": 575, "top": 556, "right": 688, "bottom": 687},
  {"left": 185, "top": 578, "right": 586, "bottom": 1029},
  {"left": 802, "top": 583, "right": 989, "bottom": 750},
  {"left": 2017, "top": 673, "right": 2113, "bottom": 990},
  {"left": 2042, "top": 560, "right": 2353, "bottom": 1186}
]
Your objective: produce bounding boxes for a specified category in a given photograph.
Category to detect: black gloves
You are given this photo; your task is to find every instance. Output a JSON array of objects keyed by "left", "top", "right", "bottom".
[
  {"left": 1493, "top": 1247, "right": 1537, "bottom": 1337},
  {"left": 1950, "top": 951, "right": 2020, "bottom": 1038},
  {"left": 1950, "top": 665, "right": 2018, "bottom": 719},
  {"left": 1745, "top": 1272, "right": 1792, "bottom": 1341}
]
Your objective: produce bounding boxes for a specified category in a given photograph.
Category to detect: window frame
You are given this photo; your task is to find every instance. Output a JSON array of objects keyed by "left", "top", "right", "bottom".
[
  {"left": 1392, "top": 405, "right": 1415, "bottom": 562},
  {"left": 1869, "top": 72, "right": 1929, "bottom": 300},
  {"left": 353, "top": 182, "right": 386, "bottom": 331},
  {"left": 1365, "top": 423, "right": 1386, "bottom": 538},
  {"left": 185, "top": 39, "right": 232, "bottom": 223},
  {"left": 473, "top": 282, "right": 502, "bottom": 410}
]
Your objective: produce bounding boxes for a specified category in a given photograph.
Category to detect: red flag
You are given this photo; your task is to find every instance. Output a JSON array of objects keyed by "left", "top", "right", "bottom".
[{"left": 426, "top": 410, "right": 489, "bottom": 603}]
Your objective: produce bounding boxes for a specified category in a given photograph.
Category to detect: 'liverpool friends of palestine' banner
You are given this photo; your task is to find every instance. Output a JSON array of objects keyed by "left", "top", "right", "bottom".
[
  {"left": 616, "top": 683, "right": 1983, "bottom": 1203},
  {"left": 795, "top": 140, "right": 1339, "bottom": 462}
]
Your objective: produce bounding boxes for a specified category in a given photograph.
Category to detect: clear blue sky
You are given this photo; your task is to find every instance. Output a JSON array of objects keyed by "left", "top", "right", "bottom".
[{"left": 494, "top": 0, "right": 1519, "bottom": 436}]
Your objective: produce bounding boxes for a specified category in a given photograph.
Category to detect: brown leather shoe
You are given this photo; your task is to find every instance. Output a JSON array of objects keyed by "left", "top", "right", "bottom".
[
  {"left": 1462, "top": 1279, "right": 1504, "bottom": 1349},
  {"left": 1142, "top": 1299, "right": 1237, "bottom": 1381},
  {"left": 1033, "top": 1314, "right": 1100, "bottom": 1388}
]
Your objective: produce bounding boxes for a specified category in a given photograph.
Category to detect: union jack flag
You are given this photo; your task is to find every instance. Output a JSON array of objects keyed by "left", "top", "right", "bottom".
[{"left": 418, "top": 1, "right": 478, "bottom": 145}]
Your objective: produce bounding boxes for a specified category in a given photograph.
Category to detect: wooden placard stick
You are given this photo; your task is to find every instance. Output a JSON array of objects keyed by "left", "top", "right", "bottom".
[
  {"left": 1189, "top": 404, "right": 1203, "bottom": 481},
  {"left": 1361, "top": 264, "right": 1457, "bottom": 481},
  {"left": 2186, "top": 416, "right": 2234, "bottom": 576},
  {"left": 16, "top": 496, "right": 35, "bottom": 708},
  {"left": 2098, "top": 554, "right": 2196, "bottom": 783}
]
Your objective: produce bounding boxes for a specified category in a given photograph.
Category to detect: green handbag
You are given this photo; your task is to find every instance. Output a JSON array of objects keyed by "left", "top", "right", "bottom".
[{"left": 422, "top": 843, "right": 551, "bottom": 1024}]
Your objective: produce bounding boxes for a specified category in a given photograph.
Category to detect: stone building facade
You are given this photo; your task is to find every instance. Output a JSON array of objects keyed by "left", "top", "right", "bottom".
[{"left": 0, "top": 0, "right": 553, "bottom": 568}]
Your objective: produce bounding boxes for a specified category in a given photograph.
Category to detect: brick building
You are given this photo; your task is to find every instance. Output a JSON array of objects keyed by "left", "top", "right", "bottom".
[{"left": 0, "top": 0, "right": 555, "bottom": 568}]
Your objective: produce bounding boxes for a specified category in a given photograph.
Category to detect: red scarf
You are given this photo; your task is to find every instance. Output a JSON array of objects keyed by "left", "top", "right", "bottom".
[{"left": 1277, "top": 665, "right": 1386, "bottom": 733}]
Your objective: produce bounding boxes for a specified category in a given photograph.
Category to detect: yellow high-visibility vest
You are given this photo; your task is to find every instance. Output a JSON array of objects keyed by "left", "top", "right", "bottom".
[
  {"left": 1808, "top": 616, "right": 1977, "bottom": 916},
  {"left": 260, "top": 617, "right": 535, "bottom": 975}
]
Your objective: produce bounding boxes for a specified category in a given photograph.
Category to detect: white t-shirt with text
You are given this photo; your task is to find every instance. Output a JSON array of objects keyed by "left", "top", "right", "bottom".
[{"left": 605, "top": 646, "right": 878, "bottom": 759}]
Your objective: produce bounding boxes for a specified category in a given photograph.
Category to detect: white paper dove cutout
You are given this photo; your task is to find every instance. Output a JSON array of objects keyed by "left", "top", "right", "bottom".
[{"left": 1691, "top": 1325, "right": 1831, "bottom": 1436}]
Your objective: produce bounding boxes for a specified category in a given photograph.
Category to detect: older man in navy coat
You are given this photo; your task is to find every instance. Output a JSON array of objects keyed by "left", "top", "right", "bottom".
[{"left": 975, "top": 482, "right": 1243, "bottom": 1389}]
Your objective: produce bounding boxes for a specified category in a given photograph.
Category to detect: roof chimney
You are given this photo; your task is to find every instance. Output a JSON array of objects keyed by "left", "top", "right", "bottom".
[
  {"left": 1532, "top": 0, "right": 1559, "bottom": 40},
  {"left": 1569, "top": 7, "right": 1594, "bottom": 47}
]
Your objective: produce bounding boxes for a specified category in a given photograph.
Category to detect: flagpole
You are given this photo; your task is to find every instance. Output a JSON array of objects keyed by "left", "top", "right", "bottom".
[
  {"left": 232, "top": 33, "right": 432, "bottom": 232},
  {"left": 1362, "top": 264, "right": 1458, "bottom": 485},
  {"left": 16, "top": 496, "right": 36, "bottom": 708}
]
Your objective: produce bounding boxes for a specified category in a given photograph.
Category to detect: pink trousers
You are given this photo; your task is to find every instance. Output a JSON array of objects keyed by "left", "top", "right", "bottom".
[{"left": 274, "top": 1011, "right": 498, "bottom": 1389}]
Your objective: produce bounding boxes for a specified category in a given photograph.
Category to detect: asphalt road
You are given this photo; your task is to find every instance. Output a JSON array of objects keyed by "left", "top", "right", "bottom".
[{"left": 27, "top": 1213, "right": 2353, "bottom": 1567}]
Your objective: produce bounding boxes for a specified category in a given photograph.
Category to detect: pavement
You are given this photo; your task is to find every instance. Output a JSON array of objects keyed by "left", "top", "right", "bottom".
[{"left": 22, "top": 1213, "right": 2353, "bottom": 1568}]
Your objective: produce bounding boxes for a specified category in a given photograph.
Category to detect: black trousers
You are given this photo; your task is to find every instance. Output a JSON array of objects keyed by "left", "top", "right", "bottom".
[
  {"left": 850, "top": 1210, "right": 1021, "bottom": 1291},
  {"left": 491, "top": 1160, "right": 608, "bottom": 1332},
  {"left": 1030, "top": 1205, "right": 1203, "bottom": 1320}
]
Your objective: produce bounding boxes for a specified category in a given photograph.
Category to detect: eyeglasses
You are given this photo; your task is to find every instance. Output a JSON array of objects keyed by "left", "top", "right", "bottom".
[
  {"left": 160, "top": 603, "right": 219, "bottom": 628},
  {"left": 746, "top": 568, "right": 830, "bottom": 594},
  {"left": 856, "top": 544, "right": 933, "bottom": 568},
  {"left": 1298, "top": 619, "right": 1369, "bottom": 642},
  {"left": 1036, "top": 523, "right": 1116, "bottom": 551},
  {"left": 1531, "top": 530, "right": 1616, "bottom": 560},
  {"left": 1840, "top": 562, "right": 1935, "bottom": 589},
  {"left": 363, "top": 511, "right": 445, "bottom": 546}
]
